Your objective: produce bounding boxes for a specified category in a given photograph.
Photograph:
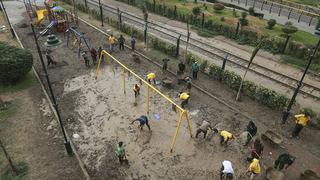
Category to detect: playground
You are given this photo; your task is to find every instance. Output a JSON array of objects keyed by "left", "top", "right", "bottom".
[{"left": 9, "top": 1, "right": 320, "bottom": 179}]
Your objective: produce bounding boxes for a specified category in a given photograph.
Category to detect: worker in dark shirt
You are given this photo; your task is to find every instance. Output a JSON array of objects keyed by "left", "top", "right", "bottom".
[
  {"left": 162, "top": 58, "right": 170, "bottom": 71},
  {"left": 178, "top": 61, "right": 186, "bottom": 73},
  {"left": 274, "top": 153, "right": 296, "bottom": 170},
  {"left": 245, "top": 121, "right": 257, "bottom": 145},
  {"left": 131, "top": 115, "right": 151, "bottom": 131}
]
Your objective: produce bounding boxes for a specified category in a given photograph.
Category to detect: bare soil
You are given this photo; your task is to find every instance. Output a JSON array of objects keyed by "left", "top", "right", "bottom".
[
  {"left": 0, "top": 78, "right": 85, "bottom": 180},
  {"left": 13, "top": 11, "right": 320, "bottom": 180}
]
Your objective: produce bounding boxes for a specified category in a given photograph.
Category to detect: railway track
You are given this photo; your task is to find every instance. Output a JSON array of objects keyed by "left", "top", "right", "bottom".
[{"left": 86, "top": 0, "right": 320, "bottom": 100}]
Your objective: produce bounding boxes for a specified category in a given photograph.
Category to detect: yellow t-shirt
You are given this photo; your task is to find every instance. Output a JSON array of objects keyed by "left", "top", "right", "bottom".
[
  {"left": 180, "top": 92, "right": 190, "bottom": 100},
  {"left": 295, "top": 114, "right": 309, "bottom": 126},
  {"left": 248, "top": 158, "right": 261, "bottom": 174},
  {"left": 147, "top": 73, "right": 156, "bottom": 80},
  {"left": 108, "top": 36, "right": 115, "bottom": 44},
  {"left": 220, "top": 131, "right": 233, "bottom": 141}
]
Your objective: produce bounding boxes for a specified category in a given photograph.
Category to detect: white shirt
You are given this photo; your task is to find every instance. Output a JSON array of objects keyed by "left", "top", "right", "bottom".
[{"left": 222, "top": 160, "right": 234, "bottom": 174}]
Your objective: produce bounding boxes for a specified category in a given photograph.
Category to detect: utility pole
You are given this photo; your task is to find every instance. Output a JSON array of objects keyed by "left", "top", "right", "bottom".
[
  {"left": 0, "top": 0, "right": 15, "bottom": 38},
  {"left": 282, "top": 38, "right": 320, "bottom": 124}
]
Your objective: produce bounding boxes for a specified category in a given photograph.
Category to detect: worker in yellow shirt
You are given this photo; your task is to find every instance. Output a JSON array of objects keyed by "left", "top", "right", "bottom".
[
  {"left": 214, "top": 129, "right": 234, "bottom": 145},
  {"left": 247, "top": 158, "right": 261, "bottom": 179},
  {"left": 179, "top": 92, "right": 190, "bottom": 108},
  {"left": 292, "top": 112, "right": 311, "bottom": 137},
  {"left": 108, "top": 34, "right": 116, "bottom": 52},
  {"left": 147, "top": 72, "right": 156, "bottom": 85}
]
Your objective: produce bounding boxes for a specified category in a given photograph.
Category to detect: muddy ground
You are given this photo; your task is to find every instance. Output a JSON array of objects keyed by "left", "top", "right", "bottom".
[{"left": 13, "top": 12, "right": 320, "bottom": 180}]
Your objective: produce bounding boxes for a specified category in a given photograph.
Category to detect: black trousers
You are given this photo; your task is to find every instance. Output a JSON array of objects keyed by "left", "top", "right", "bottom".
[
  {"left": 131, "top": 43, "right": 135, "bottom": 50},
  {"left": 274, "top": 159, "right": 285, "bottom": 170},
  {"left": 292, "top": 124, "right": 303, "bottom": 137},
  {"left": 192, "top": 71, "right": 198, "bottom": 79},
  {"left": 141, "top": 120, "right": 151, "bottom": 131},
  {"left": 196, "top": 129, "right": 207, "bottom": 138},
  {"left": 119, "top": 43, "right": 125, "bottom": 50},
  {"left": 181, "top": 99, "right": 189, "bottom": 108}
]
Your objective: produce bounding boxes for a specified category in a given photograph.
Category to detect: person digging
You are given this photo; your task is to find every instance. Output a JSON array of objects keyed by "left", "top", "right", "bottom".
[
  {"left": 147, "top": 72, "right": 156, "bottom": 85},
  {"left": 291, "top": 112, "right": 311, "bottom": 138},
  {"left": 133, "top": 84, "right": 140, "bottom": 106},
  {"left": 45, "top": 49, "right": 57, "bottom": 67},
  {"left": 274, "top": 153, "right": 295, "bottom": 171},
  {"left": 115, "top": 141, "right": 128, "bottom": 165},
  {"left": 245, "top": 121, "right": 257, "bottom": 146},
  {"left": 214, "top": 129, "right": 234, "bottom": 146},
  {"left": 179, "top": 92, "right": 190, "bottom": 109},
  {"left": 247, "top": 157, "right": 261, "bottom": 180},
  {"left": 195, "top": 120, "right": 212, "bottom": 139},
  {"left": 131, "top": 115, "right": 151, "bottom": 131},
  {"left": 220, "top": 160, "right": 234, "bottom": 180}
]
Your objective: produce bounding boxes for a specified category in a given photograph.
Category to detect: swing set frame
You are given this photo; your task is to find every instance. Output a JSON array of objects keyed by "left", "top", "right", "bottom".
[
  {"left": 95, "top": 50, "right": 193, "bottom": 152},
  {"left": 66, "top": 26, "right": 90, "bottom": 58}
]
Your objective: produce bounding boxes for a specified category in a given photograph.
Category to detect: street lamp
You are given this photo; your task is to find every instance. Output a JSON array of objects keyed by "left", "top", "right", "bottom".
[
  {"left": 0, "top": 0, "right": 15, "bottom": 38},
  {"left": 30, "top": 23, "right": 73, "bottom": 155},
  {"left": 282, "top": 33, "right": 320, "bottom": 124}
]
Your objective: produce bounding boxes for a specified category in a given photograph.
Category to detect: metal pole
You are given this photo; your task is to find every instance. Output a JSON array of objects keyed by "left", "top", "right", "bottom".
[
  {"left": 98, "top": 0, "right": 104, "bottom": 27},
  {"left": 184, "top": 21, "right": 190, "bottom": 62},
  {"left": 170, "top": 110, "right": 184, "bottom": 152},
  {"left": 30, "top": 24, "right": 73, "bottom": 155},
  {"left": 147, "top": 85, "right": 150, "bottom": 114},
  {"left": 176, "top": 34, "right": 181, "bottom": 57},
  {"left": 0, "top": 139, "right": 17, "bottom": 175},
  {"left": 222, "top": 53, "right": 228, "bottom": 70},
  {"left": 282, "top": 39, "right": 320, "bottom": 124},
  {"left": 0, "top": 0, "right": 15, "bottom": 38},
  {"left": 184, "top": 111, "right": 193, "bottom": 137}
]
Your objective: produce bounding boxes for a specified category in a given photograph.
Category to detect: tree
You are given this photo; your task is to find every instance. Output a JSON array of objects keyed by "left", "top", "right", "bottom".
[
  {"left": 0, "top": 42, "right": 33, "bottom": 84},
  {"left": 239, "top": 12, "right": 249, "bottom": 26},
  {"left": 192, "top": 7, "right": 201, "bottom": 16},
  {"left": 267, "top": 19, "right": 276, "bottom": 29},
  {"left": 213, "top": 3, "right": 224, "bottom": 12},
  {"left": 282, "top": 21, "right": 298, "bottom": 35},
  {"left": 281, "top": 22, "right": 298, "bottom": 53}
]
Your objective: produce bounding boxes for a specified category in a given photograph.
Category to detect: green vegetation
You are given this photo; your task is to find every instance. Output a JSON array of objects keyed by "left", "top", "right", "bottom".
[
  {"left": 0, "top": 42, "right": 33, "bottom": 84},
  {"left": 0, "top": 73, "right": 35, "bottom": 94},
  {"left": 267, "top": 19, "right": 276, "bottom": 29},
  {"left": 0, "top": 101, "right": 17, "bottom": 119},
  {"left": 1, "top": 162, "right": 29, "bottom": 180},
  {"left": 286, "top": 0, "right": 320, "bottom": 7},
  {"left": 281, "top": 55, "right": 320, "bottom": 72}
]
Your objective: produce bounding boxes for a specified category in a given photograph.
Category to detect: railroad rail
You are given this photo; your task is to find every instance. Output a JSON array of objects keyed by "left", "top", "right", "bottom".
[{"left": 85, "top": 0, "right": 320, "bottom": 100}]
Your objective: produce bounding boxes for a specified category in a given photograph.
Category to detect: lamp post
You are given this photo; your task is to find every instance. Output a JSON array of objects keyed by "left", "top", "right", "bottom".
[
  {"left": 0, "top": 0, "right": 15, "bottom": 38},
  {"left": 30, "top": 23, "right": 73, "bottom": 155},
  {"left": 282, "top": 37, "right": 320, "bottom": 124}
]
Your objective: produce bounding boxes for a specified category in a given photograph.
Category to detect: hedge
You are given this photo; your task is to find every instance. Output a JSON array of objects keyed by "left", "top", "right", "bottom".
[
  {"left": 187, "top": 53, "right": 290, "bottom": 110},
  {"left": 0, "top": 42, "right": 33, "bottom": 84}
]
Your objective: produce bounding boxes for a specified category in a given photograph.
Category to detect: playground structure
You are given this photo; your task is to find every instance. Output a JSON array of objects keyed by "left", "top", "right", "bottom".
[
  {"left": 95, "top": 50, "right": 193, "bottom": 152},
  {"left": 66, "top": 27, "right": 91, "bottom": 58}
]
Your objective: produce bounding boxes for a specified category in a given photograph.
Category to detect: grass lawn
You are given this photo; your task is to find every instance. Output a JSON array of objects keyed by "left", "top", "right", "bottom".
[
  {"left": 281, "top": 54, "right": 320, "bottom": 72},
  {"left": 0, "top": 72, "right": 35, "bottom": 94},
  {"left": 151, "top": 0, "right": 318, "bottom": 45}
]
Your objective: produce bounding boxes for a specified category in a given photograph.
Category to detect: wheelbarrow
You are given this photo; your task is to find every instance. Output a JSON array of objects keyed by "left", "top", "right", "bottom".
[
  {"left": 266, "top": 167, "right": 284, "bottom": 180},
  {"left": 162, "top": 77, "right": 173, "bottom": 89},
  {"left": 261, "top": 130, "right": 283, "bottom": 146}
]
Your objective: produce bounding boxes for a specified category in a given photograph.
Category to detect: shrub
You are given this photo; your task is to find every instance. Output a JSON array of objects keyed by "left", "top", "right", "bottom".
[
  {"left": 220, "top": 16, "right": 225, "bottom": 22},
  {"left": 199, "top": 60, "right": 208, "bottom": 72},
  {"left": 239, "top": 18, "right": 249, "bottom": 26},
  {"left": 192, "top": 7, "right": 201, "bottom": 16},
  {"left": 248, "top": 7, "right": 254, "bottom": 15},
  {"left": 0, "top": 42, "right": 33, "bottom": 84},
  {"left": 282, "top": 21, "right": 298, "bottom": 35},
  {"left": 232, "top": 8, "right": 238, "bottom": 17},
  {"left": 241, "top": 12, "right": 248, "bottom": 19},
  {"left": 267, "top": 19, "right": 276, "bottom": 29},
  {"left": 213, "top": 3, "right": 224, "bottom": 12}
]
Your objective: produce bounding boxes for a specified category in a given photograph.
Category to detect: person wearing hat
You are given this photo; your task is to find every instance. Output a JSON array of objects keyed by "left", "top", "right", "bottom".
[
  {"left": 291, "top": 112, "right": 311, "bottom": 137},
  {"left": 179, "top": 92, "right": 190, "bottom": 109},
  {"left": 147, "top": 72, "right": 156, "bottom": 85},
  {"left": 192, "top": 61, "right": 199, "bottom": 79},
  {"left": 274, "top": 153, "right": 295, "bottom": 170}
]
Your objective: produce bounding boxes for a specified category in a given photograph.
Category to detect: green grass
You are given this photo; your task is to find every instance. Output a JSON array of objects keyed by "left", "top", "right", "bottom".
[
  {"left": 281, "top": 54, "right": 320, "bottom": 72},
  {"left": 1, "top": 162, "right": 29, "bottom": 180},
  {"left": 0, "top": 72, "right": 35, "bottom": 94},
  {"left": 151, "top": 0, "right": 318, "bottom": 45},
  {"left": 0, "top": 101, "right": 17, "bottom": 119}
]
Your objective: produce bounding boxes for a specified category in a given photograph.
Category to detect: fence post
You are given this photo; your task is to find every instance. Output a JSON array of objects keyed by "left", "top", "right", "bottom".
[
  {"left": 288, "top": 8, "right": 292, "bottom": 19},
  {"left": 269, "top": 2, "right": 273, "bottom": 13},
  {"left": 84, "top": 0, "right": 87, "bottom": 9},
  {"left": 222, "top": 53, "right": 228, "bottom": 70},
  {"left": 282, "top": 34, "right": 291, "bottom": 53},
  {"left": 174, "top": 5, "right": 177, "bottom": 19},
  {"left": 117, "top": 8, "right": 120, "bottom": 29},
  {"left": 298, "top": 11, "right": 303, "bottom": 22},
  {"left": 235, "top": 22, "right": 240, "bottom": 39},
  {"left": 253, "top": 0, "right": 256, "bottom": 8},
  {"left": 144, "top": 14, "right": 148, "bottom": 44},
  {"left": 176, "top": 34, "right": 181, "bottom": 57},
  {"left": 153, "top": 0, "right": 156, "bottom": 12},
  {"left": 278, "top": 6, "right": 282, "bottom": 16},
  {"left": 308, "top": 16, "right": 313, "bottom": 26},
  {"left": 261, "top": 1, "right": 265, "bottom": 11},
  {"left": 201, "top": 13, "right": 205, "bottom": 28},
  {"left": 98, "top": 0, "right": 104, "bottom": 26},
  {"left": 245, "top": 0, "right": 248, "bottom": 6},
  {"left": 238, "top": 0, "right": 240, "bottom": 4}
]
